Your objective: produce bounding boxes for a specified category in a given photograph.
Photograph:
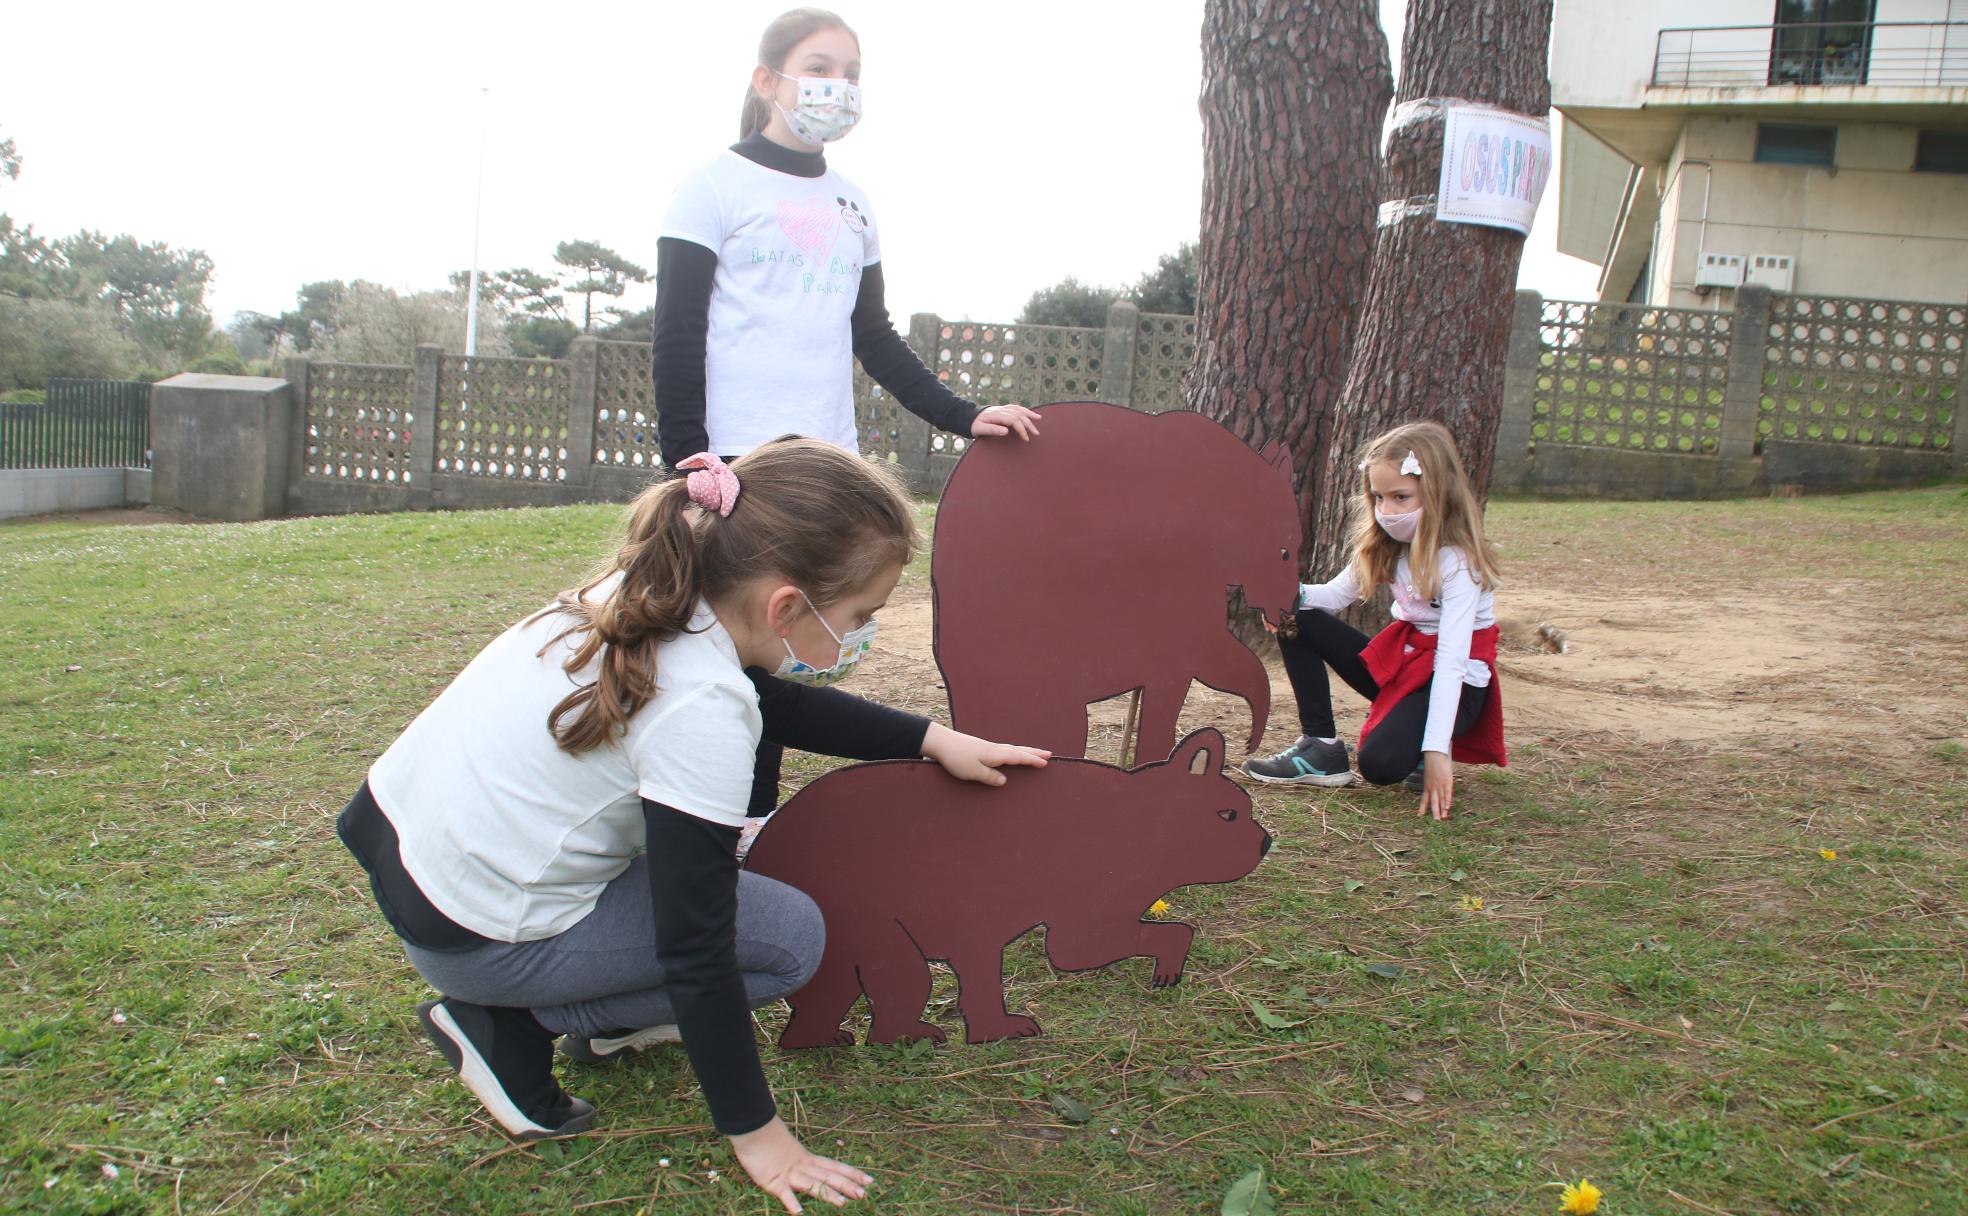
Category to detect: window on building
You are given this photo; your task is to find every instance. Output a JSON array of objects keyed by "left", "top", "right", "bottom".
[
  {"left": 1770, "top": 0, "right": 1876, "bottom": 86},
  {"left": 1914, "top": 129, "right": 1968, "bottom": 174},
  {"left": 1755, "top": 123, "right": 1838, "bottom": 166}
]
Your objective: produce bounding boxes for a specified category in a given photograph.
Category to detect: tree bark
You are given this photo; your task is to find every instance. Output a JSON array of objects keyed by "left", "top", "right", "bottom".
[
  {"left": 1186, "top": 0, "right": 1393, "bottom": 580},
  {"left": 1315, "top": 0, "right": 1552, "bottom": 590}
]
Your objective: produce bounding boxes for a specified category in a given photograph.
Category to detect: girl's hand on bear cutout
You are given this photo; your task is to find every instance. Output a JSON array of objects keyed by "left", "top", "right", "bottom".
[
  {"left": 730, "top": 1116, "right": 870, "bottom": 1213},
  {"left": 1418, "top": 752, "right": 1455, "bottom": 821},
  {"left": 921, "top": 722, "right": 1051, "bottom": 786},
  {"left": 969, "top": 404, "right": 1042, "bottom": 441}
]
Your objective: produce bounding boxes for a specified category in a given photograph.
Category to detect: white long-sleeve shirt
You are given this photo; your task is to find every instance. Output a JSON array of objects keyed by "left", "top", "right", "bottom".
[{"left": 1298, "top": 546, "right": 1495, "bottom": 757}]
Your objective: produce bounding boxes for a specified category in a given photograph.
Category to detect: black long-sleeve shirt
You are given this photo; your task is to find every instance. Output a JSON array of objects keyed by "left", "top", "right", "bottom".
[
  {"left": 652, "top": 133, "right": 980, "bottom": 465},
  {"left": 338, "top": 674, "right": 931, "bottom": 1136}
]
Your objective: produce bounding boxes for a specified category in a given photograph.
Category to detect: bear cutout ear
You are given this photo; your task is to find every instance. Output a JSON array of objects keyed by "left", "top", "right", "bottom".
[
  {"left": 1169, "top": 727, "right": 1226, "bottom": 776},
  {"left": 1259, "top": 441, "right": 1291, "bottom": 472}
]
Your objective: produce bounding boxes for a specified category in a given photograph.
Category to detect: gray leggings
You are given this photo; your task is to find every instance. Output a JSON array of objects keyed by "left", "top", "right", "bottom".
[{"left": 403, "top": 857, "right": 825, "bottom": 1039}]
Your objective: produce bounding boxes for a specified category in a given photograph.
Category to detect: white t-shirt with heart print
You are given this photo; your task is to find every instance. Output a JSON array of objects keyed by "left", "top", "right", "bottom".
[{"left": 660, "top": 150, "right": 880, "bottom": 456}]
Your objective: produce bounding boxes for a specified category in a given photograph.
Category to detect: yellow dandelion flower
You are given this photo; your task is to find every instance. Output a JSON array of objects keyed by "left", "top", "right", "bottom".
[
  {"left": 1458, "top": 895, "right": 1485, "bottom": 912},
  {"left": 1558, "top": 1179, "right": 1603, "bottom": 1214},
  {"left": 1147, "top": 899, "right": 1172, "bottom": 918},
  {"left": 1819, "top": 848, "right": 1837, "bottom": 861}
]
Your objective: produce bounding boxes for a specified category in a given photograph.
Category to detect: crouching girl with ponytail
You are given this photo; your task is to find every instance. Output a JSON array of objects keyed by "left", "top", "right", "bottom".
[{"left": 337, "top": 439, "right": 1049, "bottom": 1211}]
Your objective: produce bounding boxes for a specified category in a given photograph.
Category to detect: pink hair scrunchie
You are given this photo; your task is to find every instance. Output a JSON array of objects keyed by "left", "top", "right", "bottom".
[{"left": 676, "top": 452, "right": 741, "bottom": 518}]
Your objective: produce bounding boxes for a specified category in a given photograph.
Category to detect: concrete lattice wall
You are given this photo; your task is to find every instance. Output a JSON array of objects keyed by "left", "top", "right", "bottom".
[{"left": 268, "top": 287, "right": 1960, "bottom": 519}]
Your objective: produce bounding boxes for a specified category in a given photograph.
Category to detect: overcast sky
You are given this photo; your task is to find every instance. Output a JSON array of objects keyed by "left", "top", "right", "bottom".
[{"left": 1, "top": 0, "right": 1600, "bottom": 328}]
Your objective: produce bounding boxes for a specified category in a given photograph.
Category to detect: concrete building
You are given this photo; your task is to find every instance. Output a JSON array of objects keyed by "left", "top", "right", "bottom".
[{"left": 1553, "top": 0, "right": 1968, "bottom": 308}]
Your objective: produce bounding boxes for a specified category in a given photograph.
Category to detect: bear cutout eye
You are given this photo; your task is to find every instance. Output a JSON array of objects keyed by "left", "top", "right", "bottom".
[
  {"left": 1217, "top": 808, "right": 1238, "bottom": 822},
  {"left": 1280, "top": 548, "right": 1288, "bottom": 560}
]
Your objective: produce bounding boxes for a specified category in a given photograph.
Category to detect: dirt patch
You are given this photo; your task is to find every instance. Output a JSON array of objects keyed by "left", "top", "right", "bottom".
[
  {"left": 1, "top": 506, "right": 207, "bottom": 528},
  {"left": 863, "top": 575, "right": 1966, "bottom": 761}
]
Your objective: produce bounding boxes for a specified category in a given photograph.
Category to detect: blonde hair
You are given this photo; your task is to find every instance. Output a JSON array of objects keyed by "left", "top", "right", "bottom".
[
  {"left": 1347, "top": 420, "right": 1501, "bottom": 601},
  {"left": 740, "top": 8, "right": 860, "bottom": 139},
  {"left": 538, "top": 438, "right": 917, "bottom": 753}
]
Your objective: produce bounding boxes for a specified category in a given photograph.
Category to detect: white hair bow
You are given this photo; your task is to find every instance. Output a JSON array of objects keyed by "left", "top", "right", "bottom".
[{"left": 1358, "top": 450, "right": 1426, "bottom": 476}]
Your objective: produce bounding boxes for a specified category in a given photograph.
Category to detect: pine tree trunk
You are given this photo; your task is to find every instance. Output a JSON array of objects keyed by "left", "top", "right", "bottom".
[
  {"left": 1186, "top": 0, "right": 1394, "bottom": 581},
  {"left": 1316, "top": 0, "right": 1552, "bottom": 586}
]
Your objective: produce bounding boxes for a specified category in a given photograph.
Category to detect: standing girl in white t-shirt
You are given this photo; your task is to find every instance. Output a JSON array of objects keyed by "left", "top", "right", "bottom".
[
  {"left": 652, "top": 7, "right": 1040, "bottom": 462},
  {"left": 654, "top": 7, "right": 1042, "bottom": 828},
  {"left": 1242, "top": 421, "right": 1508, "bottom": 820},
  {"left": 338, "top": 440, "right": 1048, "bottom": 1212}
]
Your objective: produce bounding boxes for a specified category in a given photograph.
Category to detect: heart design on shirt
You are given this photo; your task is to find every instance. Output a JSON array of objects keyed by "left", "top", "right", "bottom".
[{"left": 776, "top": 196, "right": 841, "bottom": 263}]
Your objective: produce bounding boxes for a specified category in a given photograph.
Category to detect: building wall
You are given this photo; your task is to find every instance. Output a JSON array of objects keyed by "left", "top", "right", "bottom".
[
  {"left": 1554, "top": 0, "right": 1963, "bottom": 105},
  {"left": 1650, "top": 115, "right": 1968, "bottom": 307},
  {"left": 1552, "top": 0, "right": 1774, "bottom": 107}
]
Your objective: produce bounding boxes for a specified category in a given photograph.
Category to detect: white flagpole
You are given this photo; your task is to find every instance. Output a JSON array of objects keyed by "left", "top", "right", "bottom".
[{"left": 464, "top": 87, "right": 489, "bottom": 357}]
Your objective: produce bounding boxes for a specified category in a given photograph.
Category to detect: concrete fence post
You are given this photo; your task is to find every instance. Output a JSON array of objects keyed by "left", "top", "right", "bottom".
[
  {"left": 1491, "top": 290, "right": 1544, "bottom": 493},
  {"left": 564, "top": 338, "right": 600, "bottom": 489},
  {"left": 1953, "top": 331, "right": 1968, "bottom": 476},
  {"left": 1719, "top": 285, "right": 1772, "bottom": 462},
  {"left": 902, "top": 312, "right": 941, "bottom": 489},
  {"left": 1098, "top": 300, "right": 1140, "bottom": 407},
  {"left": 283, "top": 356, "right": 310, "bottom": 497},
  {"left": 411, "top": 345, "right": 442, "bottom": 486}
]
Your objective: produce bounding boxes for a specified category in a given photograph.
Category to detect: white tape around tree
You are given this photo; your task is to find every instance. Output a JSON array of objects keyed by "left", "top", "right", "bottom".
[{"left": 1376, "top": 195, "right": 1438, "bottom": 228}]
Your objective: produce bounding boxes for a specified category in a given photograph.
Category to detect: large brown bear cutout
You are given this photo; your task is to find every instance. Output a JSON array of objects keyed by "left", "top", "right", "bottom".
[{"left": 931, "top": 401, "right": 1299, "bottom": 762}]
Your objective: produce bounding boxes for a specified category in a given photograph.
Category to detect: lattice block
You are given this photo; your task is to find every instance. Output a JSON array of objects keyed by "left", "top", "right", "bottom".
[
  {"left": 935, "top": 321, "right": 1103, "bottom": 408},
  {"left": 1530, "top": 301, "right": 1731, "bottom": 454},
  {"left": 1760, "top": 296, "right": 1961, "bottom": 450},
  {"left": 1132, "top": 312, "right": 1197, "bottom": 413},
  {"left": 595, "top": 341, "right": 660, "bottom": 468},
  {"left": 303, "top": 362, "right": 417, "bottom": 483},
  {"left": 436, "top": 356, "right": 572, "bottom": 481}
]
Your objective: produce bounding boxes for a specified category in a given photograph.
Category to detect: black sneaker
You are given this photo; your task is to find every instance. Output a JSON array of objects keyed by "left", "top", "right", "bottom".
[
  {"left": 416, "top": 998, "right": 596, "bottom": 1140},
  {"left": 558, "top": 1023, "right": 683, "bottom": 1063},
  {"left": 1241, "top": 736, "right": 1355, "bottom": 787},
  {"left": 1402, "top": 764, "right": 1426, "bottom": 793}
]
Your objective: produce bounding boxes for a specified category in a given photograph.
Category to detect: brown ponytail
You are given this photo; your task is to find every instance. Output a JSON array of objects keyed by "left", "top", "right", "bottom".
[
  {"left": 738, "top": 7, "right": 860, "bottom": 139},
  {"left": 539, "top": 438, "right": 917, "bottom": 753}
]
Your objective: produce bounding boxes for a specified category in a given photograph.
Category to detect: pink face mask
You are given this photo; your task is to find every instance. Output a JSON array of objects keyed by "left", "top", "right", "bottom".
[{"left": 1375, "top": 507, "right": 1422, "bottom": 543}]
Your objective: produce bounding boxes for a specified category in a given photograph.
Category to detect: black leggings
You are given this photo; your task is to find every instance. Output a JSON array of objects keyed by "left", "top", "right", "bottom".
[{"left": 1278, "top": 609, "right": 1489, "bottom": 786}]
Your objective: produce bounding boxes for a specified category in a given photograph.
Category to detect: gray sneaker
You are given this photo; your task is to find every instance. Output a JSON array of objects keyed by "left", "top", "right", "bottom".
[
  {"left": 1241, "top": 736, "right": 1355, "bottom": 787},
  {"left": 1402, "top": 763, "right": 1426, "bottom": 793}
]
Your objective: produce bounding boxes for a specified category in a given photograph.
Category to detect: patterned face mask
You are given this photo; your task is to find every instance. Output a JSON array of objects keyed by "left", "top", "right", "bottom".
[
  {"left": 773, "top": 590, "right": 878, "bottom": 687},
  {"left": 771, "top": 71, "right": 862, "bottom": 146}
]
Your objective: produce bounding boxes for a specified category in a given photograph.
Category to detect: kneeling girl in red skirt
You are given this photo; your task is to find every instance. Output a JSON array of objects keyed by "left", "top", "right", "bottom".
[{"left": 1243, "top": 421, "right": 1505, "bottom": 821}]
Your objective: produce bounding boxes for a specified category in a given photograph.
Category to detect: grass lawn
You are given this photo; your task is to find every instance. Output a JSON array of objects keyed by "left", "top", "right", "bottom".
[{"left": 3, "top": 488, "right": 1966, "bottom": 1214}]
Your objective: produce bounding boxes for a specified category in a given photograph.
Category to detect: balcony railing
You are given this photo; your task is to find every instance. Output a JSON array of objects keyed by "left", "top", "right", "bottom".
[{"left": 1652, "top": 22, "right": 1968, "bottom": 89}]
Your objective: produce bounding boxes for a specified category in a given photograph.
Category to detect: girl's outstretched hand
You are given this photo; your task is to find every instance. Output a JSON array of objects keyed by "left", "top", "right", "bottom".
[
  {"left": 969, "top": 404, "right": 1042, "bottom": 441},
  {"left": 730, "top": 1117, "right": 872, "bottom": 1213},
  {"left": 1418, "top": 752, "right": 1455, "bottom": 821},
  {"left": 921, "top": 722, "right": 1051, "bottom": 786}
]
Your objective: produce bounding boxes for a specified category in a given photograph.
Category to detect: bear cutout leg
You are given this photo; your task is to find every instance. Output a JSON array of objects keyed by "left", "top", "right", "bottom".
[
  {"left": 946, "top": 940, "right": 1040, "bottom": 1043},
  {"left": 779, "top": 959, "right": 865, "bottom": 1049},
  {"left": 1045, "top": 917, "right": 1197, "bottom": 988},
  {"left": 859, "top": 922, "right": 946, "bottom": 1045},
  {"left": 1131, "top": 681, "right": 1188, "bottom": 768}
]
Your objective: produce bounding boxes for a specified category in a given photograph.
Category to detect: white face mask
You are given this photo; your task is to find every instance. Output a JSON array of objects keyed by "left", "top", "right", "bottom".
[
  {"left": 1375, "top": 506, "right": 1422, "bottom": 543},
  {"left": 772, "top": 590, "right": 877, "bottom": 686},
  {"left": 771, "top": 71, "right": 862, "bottom": 146}
]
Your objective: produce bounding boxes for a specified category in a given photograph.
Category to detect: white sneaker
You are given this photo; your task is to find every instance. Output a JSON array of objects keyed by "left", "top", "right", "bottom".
[{"left": 558, "top": 1023, "right": 683, "bottom": 1062}]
